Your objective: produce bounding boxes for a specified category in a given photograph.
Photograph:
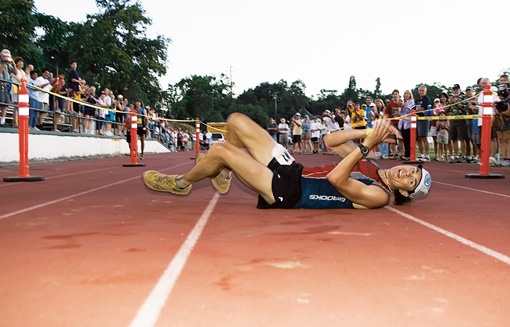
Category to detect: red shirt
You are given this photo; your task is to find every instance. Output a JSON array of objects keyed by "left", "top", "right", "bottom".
[{"left": 384, "top": 101, "right": 400, "bottom": 126}]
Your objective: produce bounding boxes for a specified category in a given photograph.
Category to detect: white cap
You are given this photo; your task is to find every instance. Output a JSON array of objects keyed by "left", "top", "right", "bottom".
[
  {"left": 1, "top": 49, "right": 11, "bottom": 60},
  {"left": 409, "top": 167, "right": 432, "bottom": 198}
]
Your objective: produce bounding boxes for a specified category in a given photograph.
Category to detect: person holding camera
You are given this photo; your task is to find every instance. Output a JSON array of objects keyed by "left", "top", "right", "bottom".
[
  {"left": 0, "top": 49, "right": 17, "bottom": 127},
  {"left": 475, "top": 78, "right": 500, "bottom": 164},
  {"left": 494, "top": 83, "right": 510, "bottom": 166}
]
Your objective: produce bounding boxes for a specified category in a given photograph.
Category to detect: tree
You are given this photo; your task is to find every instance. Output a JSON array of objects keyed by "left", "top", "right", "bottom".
[{"left": 0, "top": 0, "right": 38, "bottom": 62}]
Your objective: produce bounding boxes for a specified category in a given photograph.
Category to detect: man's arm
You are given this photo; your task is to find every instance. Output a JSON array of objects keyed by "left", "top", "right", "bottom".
[{"left": 325, "top": 120, "right": 393, "bottom": 209}]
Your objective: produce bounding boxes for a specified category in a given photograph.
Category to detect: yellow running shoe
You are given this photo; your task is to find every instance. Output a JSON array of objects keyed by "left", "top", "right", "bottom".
[
  {"left": 195, "top": 153, "right": 232, "bottom": 194},
  {"left": 142, "top": 171, "right": 191, "bottom": 195}
]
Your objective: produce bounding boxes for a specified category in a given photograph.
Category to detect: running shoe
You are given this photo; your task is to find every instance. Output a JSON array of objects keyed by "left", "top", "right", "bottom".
[
  {"left": 196, "top": 153, "right": 232, "bottom": 193},
  {"left": 142, "top": 171, "right": 191, "bottom": 195}
]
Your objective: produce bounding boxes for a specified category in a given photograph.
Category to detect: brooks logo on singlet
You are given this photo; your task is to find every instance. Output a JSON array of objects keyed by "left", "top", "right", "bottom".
[{"left": 309, "top": 195, "right": 346, "bottom": 202}]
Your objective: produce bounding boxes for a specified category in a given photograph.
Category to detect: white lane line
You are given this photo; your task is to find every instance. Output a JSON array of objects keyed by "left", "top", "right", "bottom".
[
  {"left": 386, "top": 206, "right": 510, "bottom": 266},
  {"left": 128, "top": 193, "right": 220, "bottom": 327},
  {"left": 434, "top": 181, "right": 510, "bottom": 198},
  {"left": 0, "top": 162, "right": 191, "bottom": 220}
]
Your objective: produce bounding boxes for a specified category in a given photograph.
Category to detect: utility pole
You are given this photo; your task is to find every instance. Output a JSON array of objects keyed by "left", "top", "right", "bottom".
[
  {"left": 269, "top": 91, "right": 278, "bottom": 118},
  {"left": 229, "top": 65, "right": 234, "bottom": 112}
]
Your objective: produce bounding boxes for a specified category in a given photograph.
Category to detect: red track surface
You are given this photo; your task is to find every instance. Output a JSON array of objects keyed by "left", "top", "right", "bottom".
[{"left": 1, "top": 152, "right": 510, "bottom": 327}]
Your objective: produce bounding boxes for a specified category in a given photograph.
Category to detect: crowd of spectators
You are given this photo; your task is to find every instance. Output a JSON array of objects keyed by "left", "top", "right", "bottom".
[
  {"left": 1, "top": 48, "right": 510, "bottom": 165},
  {"left": 268, "top": 75, "right": 510, "bottom": 167}
]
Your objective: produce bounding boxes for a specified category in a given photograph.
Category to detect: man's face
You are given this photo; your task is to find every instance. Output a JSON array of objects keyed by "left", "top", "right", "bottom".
[
  {"left": 499, "top": 76, "right": 509, "bottom": 85},
  {"left": 452, "top": 88, "right": 460, "bottom": 96},
  {"left": 392, "top": 92, "right": 399, "bottom": 101},
  {"left": 418, "top": 87, "right": 426, "bottom": 96}
]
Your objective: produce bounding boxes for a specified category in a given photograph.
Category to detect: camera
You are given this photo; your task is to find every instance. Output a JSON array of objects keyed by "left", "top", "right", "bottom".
[
  {"left": 497, "top": 83, "right": 509, "bottom": 98},
  {"left": 495, "top": 84, "right": 510, "bottom": 113}
]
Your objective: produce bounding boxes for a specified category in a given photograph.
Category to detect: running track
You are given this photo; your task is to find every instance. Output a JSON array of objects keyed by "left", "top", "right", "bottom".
[{"left": 1, "top": 152, "right": 509, "bottom": 327}]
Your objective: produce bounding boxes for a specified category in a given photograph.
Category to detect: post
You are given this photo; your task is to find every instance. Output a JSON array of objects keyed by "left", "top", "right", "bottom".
[
  {"left": 4, "top": 78, "right": 44, "bottom": 182},
  {"left": 465, "top": 84, "right": 504, "bottom": 179},
  {"left": 122, "top": 109, "right": 145, "bottom": 167},
  {"left": 195, "top": 118, "right": 200, "bottom": 157},
  {"left": 403, "top": 110, "right": 421, "bottom": 164}
]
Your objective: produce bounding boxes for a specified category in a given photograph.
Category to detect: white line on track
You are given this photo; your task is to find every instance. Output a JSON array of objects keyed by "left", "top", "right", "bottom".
[
  {"left": 386, "top": 206, "right": 510, "bottom": 266},
  {"left": 433, "top": 181, "right": 510, "bottom": 198},
  {"left": 128, "top": 193, "right": 220, "bottom": 327},
  {"left": 0, "top": 161, "right": 191, "bottom": 220}
]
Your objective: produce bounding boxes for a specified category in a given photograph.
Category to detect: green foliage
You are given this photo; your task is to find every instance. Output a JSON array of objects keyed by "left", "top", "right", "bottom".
[{"left": 0, "top": 0, "right": 38, "bottom": 62}]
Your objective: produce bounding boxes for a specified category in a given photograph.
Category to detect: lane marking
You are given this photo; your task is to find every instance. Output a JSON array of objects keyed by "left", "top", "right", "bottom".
[
  {"left": 386, "top": 206, "right": 510, "bottom": 266},
  {"left": 434, "top": 181, "right": 510, "bottom": 198},
  {"left": 128, "top": 193, "right": 220, "bottom": 327},
  {"left": 0, "top": 162, "right": 191, "bottom": 220}
]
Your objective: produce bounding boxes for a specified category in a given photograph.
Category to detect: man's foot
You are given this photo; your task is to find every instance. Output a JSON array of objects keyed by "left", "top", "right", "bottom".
[
  {"left": 195, "top": 153, "right": 232, "bottom": 194},
  {"left": 142, "top": 171, "right": 191, "bottom": 195}
]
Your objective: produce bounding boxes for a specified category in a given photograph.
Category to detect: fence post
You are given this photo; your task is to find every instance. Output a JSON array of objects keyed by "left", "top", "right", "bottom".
[
  {"left": 465, "top": 84, "right": 504, "bottom": 179},
  {"left": 4, "top": 78, "right": 44, "bottom": 182},
  {"left": 123, "top": 109, "right": 146, "bottom": 167}
]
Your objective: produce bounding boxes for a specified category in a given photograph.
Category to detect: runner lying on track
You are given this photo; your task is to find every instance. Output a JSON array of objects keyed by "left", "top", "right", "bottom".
[{"left": 142, "top": 113, "right": 431, "bottom": 209}]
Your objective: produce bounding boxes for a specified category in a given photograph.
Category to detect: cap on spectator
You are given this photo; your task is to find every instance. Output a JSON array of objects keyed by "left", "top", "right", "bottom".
[
  {"left": 324, "top": 110, "right": 331, "bottom": 114},
  {"left": 135, "top": 98, "right": 142, "bottom": 103},
  {"left": 453, "top": 84, "right": 461, "bottom": 89},
  {"left": 146, "top": 106, "right": 150, "bottom": 109},
  {"left": 369, "top": 103, "right": 376, "bottom": 107},
  {"left": 465, "top": 86, "right": 473, "bottom": 91},
  {"left": 1, "top": 49, "right": 11, "bottom": 60},
  {"left": 295, "top": 112, "right": 301, "bottom": 116},
  {"left": 434, "top": 98, "right": 440, "bottom": 102},
  {"left": 118, "top": 94, "right": 124, "bottom": 99}
]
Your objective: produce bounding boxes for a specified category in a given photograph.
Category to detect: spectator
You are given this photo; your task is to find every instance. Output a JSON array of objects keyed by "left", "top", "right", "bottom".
[
  {"left": 35, "top": 68, "right": 52, "bottom": 128},
  {"left": 463, "top": 86, "right": 476, "bottom": 162},
  {"left": 0, "top": 49, "right": 16, "bottom": 127},
  {"left": 375, "top": 98, "right": 389, "bottom": 159},
  {"left": 430, "top": 97, "right": 443, "bottom": 160},
  {"left": 50, "top": 72, "right": 66, "bottom": 130},
  {"left": 205, "top": 131, "right": 212, "bottom": 145},
  {"left": 291, "top": 113, "right": 303, "bottom": 154},
  {"left": 333, "top": 107, "right": 345, "bottom": 130},
  {"left": 266, "top": 117, "right": 278, "bottom": 141},
  {"left": 365, "top": 96, "right": 374, "bottom": 128},
  {"left": 114, "top": 94, "right": 126, "bottom": 135},
  {"left": 446, "top": 84, "right": 469, "bottom": 162},
  {"left": 415, "top": 85, "right": 432, "bottom": 161},
  {"left": 82, "top": 85, "right": 98, "bottom": 134},
  {"left": 301, "top": 115, "right": 312, "bottom": 154},
  {"left": 436, "top": 110, "right": 450, "bottom": 161},
  {"left": 102, "top": 88, "right": 113, "bottom": 136},
  {"left": 322, "top": 109, "right": 340, "bottom": 133},
  {"left": 95, "top": 91, "right": 108, "bottom": 135},
  {"left": 310, "top": 116, "right": 321, "bottom": 154},
  {"left": 384, "top": 90, "right": 402, "bottom": 159},
  {"left": 9, "top": 56, "right": 26, "bottom": 128},
  {"left": 398, "top": 90, "right": 414, "bottom": 160},
  {"left": 27, "top": 70, "right": 40, "bottom": 130},
  {"left": 67, "top": 60, "right": 85, "bottom": 132},
  {"left": 475, "top": 78, "right": 499, "bottom": 164},
  {"left": 277, "top": 117, "right": 290, "bottom": 149},
  {"left": 134, "top": 98, "right": 148, "bottom": 158}
]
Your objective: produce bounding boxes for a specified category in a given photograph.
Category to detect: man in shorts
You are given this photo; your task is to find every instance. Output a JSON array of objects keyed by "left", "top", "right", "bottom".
[{"left": 142, "top": 113, "right": 431, "bottom": 209}]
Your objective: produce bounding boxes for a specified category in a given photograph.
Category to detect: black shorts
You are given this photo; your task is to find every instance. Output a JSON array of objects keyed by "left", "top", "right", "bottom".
[
  {"left": 292, "top": 134, "right": 302, "bottom": 143},
  {"left": 137, "top": 126, "right": 146, "bottom": 136},
  {"left": 256, "top": 159, "right": 303, "bottom": 209}
]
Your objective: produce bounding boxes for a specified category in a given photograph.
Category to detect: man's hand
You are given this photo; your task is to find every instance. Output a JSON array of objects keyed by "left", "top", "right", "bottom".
[{"left": 363, "top": 118, "right": 392, "bottom": 148}]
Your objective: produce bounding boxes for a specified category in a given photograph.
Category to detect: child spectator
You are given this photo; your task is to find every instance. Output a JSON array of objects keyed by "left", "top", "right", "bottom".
[{"left": 436, "top": 110, "right": 449, "bottom": 161}]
